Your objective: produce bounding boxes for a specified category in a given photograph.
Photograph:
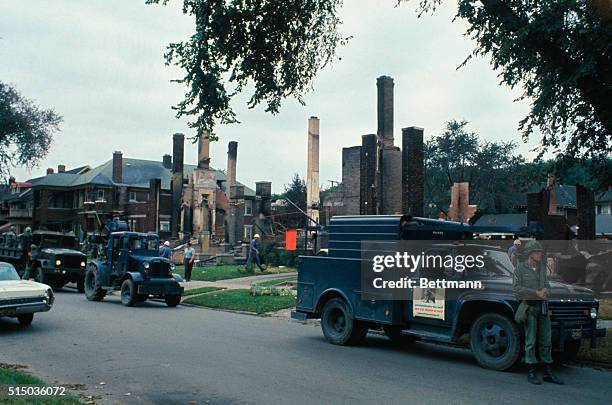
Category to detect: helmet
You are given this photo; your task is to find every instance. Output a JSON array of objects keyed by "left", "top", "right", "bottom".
[
  {"left": 164, "top": 241, "right": 170, "bottom": 246},
  {"left": 254, "top": 234, "right": 261, "bottom": 239},
  {"left": 523, "top": 240, "right": 544, "bottom": 255}
]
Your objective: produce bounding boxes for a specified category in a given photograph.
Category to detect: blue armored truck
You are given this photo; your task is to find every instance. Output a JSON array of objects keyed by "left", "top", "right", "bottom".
[
  {"left": 84, "top": 220, "right": 183, "bottom": 307},
  {"left": 292, "top": 215, "right": 606, "bottom": 370}
]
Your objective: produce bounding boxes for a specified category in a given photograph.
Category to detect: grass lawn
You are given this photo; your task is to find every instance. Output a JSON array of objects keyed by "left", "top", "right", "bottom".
[
  {"left": 183, "top": 286, "right": 225, "bottom": 296},
  {"left": 0, "top": 367, "right": 81, "bottom": 404},
  {"left": 184, "top": 288, "right": 296, "bottom": 314},
  {"left": 174, "top": 264, "right": 294, "bottom": 282},
  {"left": 252, "top": 276, "right": 297, "bottom": 288},
  {"left": 576, "top": 329, "right": 612, "bottom": 365},
  {"left": 598, "top": 299, "right": 612, "bottom": 320}
]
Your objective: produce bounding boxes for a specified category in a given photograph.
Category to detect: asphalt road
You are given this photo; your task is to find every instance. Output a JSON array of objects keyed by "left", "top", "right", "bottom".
[{"left": 1, "top": 289, "right": 610, "bottom": 405}]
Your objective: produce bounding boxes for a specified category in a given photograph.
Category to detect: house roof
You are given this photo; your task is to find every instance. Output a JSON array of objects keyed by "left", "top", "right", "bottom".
[
  {"left": 473, "top": 213, "right": 527, "bottom": 228},
  {"left": 596, "top": 214, "right": 612, "bottom": 235},
  {"left": 596, "top": 187, "right": 612, "bottom": 203},
  {"left": 27, "top": 158, "right": 255, "bottom": 196},
  {"left": 518, "top": 184, "right": 577, "bottom": 208}
]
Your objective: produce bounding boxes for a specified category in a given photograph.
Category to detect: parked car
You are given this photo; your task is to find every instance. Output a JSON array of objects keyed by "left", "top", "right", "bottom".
[{"left": 0, "top": 262, "right": 54, "bottom": 326}]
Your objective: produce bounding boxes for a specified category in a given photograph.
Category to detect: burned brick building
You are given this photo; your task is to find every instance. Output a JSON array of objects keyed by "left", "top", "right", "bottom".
[
  {"left": 322, "top": 75, "right": 425, "bottom": 222},
  {"left": 21, "top": 134, "right": 261, "bottom": 243}
]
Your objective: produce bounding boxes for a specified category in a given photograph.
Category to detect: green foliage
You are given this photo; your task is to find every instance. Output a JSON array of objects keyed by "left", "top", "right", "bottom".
[
  {"left": 184, "top": 288, "right": 296, "bottom": 313},
  {"left": 0, "top": 369, "right": 81, "bottom": 404},
  {"left": 424, "top": 120, "right": 525, "bottom": 216},
  {"left": 0, "top": 82, "right": 62, "bottom": 176},
  {"left": 260, "top": 240, "right": 300, "bottom": 267},
  {"left": 415, "top": 0, "right": 612, "bottom": 159},
  {"left": 273, "top": 173, "right": 307, "bottom": 229},
  {"left": 183, "top": 286, "right": 225, "bottom": 296},
  {"left": 146, "top": 0, "right": 346, "bottom": 139}
]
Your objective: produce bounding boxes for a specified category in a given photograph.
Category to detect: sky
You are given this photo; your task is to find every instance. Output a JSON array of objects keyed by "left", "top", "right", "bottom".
[{"left": 0, "top": 0, "right": 535, "bottom": 193}]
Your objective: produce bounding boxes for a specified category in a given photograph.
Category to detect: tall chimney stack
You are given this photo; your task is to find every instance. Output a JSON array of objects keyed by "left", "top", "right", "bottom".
[
  {"left": 198, "top": 132, "right": 211, "bottom": 169},
  {"left": 377, "top": 76, "right": 394, "bottom": 148},
  {"left": 306, "top": 116, "right": 320, "bottom": 224},
  {"left": 227, "top": 141, "right": 238, "bottom": 189},
  {"left": 171, "top": 133, "right": 185, "bottom": 238},
  {"left": 402, "top": 127, "right": 424, "bottom": 217},
  {"left": 46, "top": 168, "right": 54, "bottom": 175},
  {"left": 58, "top": 165, "right": 66, "bottom": 173},
  {"left": 112, "top": 151, "right": 123, "bottom": 183},
  {"left": 360, "top": 134, "right": 379, "bottom": 215}
]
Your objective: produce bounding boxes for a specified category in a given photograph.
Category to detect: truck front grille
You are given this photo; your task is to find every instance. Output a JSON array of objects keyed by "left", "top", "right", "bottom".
[
  {"left": 549, "top": 302, "right": 592, "bottom": 322},
  {"left": 59, "top": 255, "right": 84, "bottom": 269},
  {"left": 148, "top": 261, "right": 169, "bottom": 278}
]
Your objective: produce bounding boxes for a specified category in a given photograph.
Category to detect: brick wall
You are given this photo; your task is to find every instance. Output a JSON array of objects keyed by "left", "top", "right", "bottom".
[
  {"left": 360, "top": 134, "right": 378, "bottom": 215},
  {"left": 341, "top": 146, "right": 360, "bottom": 215},
  {"left": 401, "top": 127, "right": 424, "bottom": 216}
]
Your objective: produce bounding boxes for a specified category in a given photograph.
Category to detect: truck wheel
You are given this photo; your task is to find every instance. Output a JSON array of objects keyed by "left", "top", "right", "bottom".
[
  {"left": 383, "top": 326, "right": 415, "bottom": 346},
  {"left": 321, "top": 298, "right": 367, "bottom": 346},
  {"left": 34, "top": 266, "right": 45, "bottom": 284},
  {"left": 17, "top": 314, "right": 34, "bottom": 326},
  {"left": 165, "top": 295, "right": 181, "bottom": 307},
  {"left": 554, "top": 340, "right": 581, "bottom": 363},
  {"left": 50, "top": 279, "right": 65, "bottom": 291},
  {"left": 120, "top": 279, "right": 137, "bottom": 307},
  {"left": 76, "top": 277, "right": 85, "bottom": 293},
  {"left": 84, "top": 267, "right": 106, "bottom": 302},
  {"left": 470, "top": 312, "right": 521, "bottom": 371}
]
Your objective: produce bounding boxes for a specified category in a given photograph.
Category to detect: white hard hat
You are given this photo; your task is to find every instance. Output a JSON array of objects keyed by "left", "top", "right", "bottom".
[
  {"left": 254, "top": 234, "right": 260, "bottom": 238},
  {"left": 514, "top": 239, "right": 522, "bottom": 245},
  {"left": 164, "top": 241, "right": 170, "bottom": 246}
]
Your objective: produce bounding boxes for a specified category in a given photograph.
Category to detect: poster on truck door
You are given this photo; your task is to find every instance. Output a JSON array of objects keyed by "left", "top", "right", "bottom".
[{"left": 413, "top": 288, "right": 445, "bottom": 320}]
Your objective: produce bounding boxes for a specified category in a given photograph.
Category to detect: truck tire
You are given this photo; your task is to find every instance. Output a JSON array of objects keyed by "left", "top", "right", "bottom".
[
  {"left": 321, "top": 298, "right": 368, "bottom": 346},
  {"left": 383, "top": 326, "right": 415, "bottom": 346},
  {"left": 76, "top": 277, "right": 85, "bottom": 293},
  {"left": 50, "top": 279, "right": 65, "bottom": 291},
  {"left": 84, "top": 266, "right": 106, "bottom": 302},
  {"left": 470, "top": 312, "right": 521, "bottom": 371},
  {"left": 17, "top": 314, "right": 34, "bottom": 326},
  {"left": 165, "top": 295, "right": 181, "bottom": 307},
  {"left": 120, "top": 279, "right": 137, "bottom": 307}
]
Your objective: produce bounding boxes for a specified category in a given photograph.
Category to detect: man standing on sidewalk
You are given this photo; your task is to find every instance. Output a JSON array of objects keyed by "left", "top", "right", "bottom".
[
  {"left": 513, "top": 240, "right": 564, "bottom": 385},
  {"left": 184, "top": 241, "right": 195, "bottom": 282},
  {"left": 245, "top": 234, "right": 265, "bottom": 272}
]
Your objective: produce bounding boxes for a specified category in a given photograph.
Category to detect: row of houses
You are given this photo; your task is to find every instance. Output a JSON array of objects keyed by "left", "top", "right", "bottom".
[{"left": 0, "top": 151, "right": 260, "bottom": 241}]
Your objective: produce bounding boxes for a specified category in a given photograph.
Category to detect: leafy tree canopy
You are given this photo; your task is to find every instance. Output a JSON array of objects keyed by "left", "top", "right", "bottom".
[
  {"left": 0, "top": 82, "right": 62, "bottom": 176},
  {"left": 150, "top": 0, "right": 611, "bottom": 159}
]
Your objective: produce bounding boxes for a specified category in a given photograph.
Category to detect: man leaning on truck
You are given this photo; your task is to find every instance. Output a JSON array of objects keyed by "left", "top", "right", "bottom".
[{"left": 513, "top": 240, "right": 564, "bottom": 385}]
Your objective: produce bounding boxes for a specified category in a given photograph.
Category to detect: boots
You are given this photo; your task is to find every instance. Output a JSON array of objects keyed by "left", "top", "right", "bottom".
[
  {"left": 527, "top": 368, "right": 541, "bottom": 385},
  {"left": 543, "top": 365, "right": 564, "bottom": 385}
]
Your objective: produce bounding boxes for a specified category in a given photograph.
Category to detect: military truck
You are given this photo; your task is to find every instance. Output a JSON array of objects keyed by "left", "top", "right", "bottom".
[
  {"left": 0, "top": 230, "right": 87, "bottom": 292},
  {"left": 292, "top": 215, "right": 606, "bottom": 370},
  {"left": 84, "top": 220, "right": 183, "bottom": 307}
]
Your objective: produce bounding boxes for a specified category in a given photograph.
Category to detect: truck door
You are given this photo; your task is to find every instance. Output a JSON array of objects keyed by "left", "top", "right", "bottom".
[
  {"left": 407, "top": 247, "right": 460, "bottom": 330},
  {"left": 111, "top": 236, "right": 129, "bottom": 275}
]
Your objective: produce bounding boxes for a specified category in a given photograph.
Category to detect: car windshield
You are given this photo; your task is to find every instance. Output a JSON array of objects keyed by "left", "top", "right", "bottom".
[{"left": 0, "top": 264, "right": 20, "bottom": 281}]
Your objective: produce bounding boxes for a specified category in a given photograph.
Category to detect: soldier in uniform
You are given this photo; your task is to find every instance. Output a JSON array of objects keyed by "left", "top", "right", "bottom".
[
  {"left": 19, "top": 227, "right": 34, "bottom": 279},
  {"left": 513, "top": 240, "right": 564, "bottom": 385}
]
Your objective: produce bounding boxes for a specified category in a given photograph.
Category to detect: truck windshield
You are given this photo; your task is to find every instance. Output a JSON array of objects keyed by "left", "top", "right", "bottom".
[
  {"left": 478, "top": 249, "right": 514, "bottom": 277},
  {"left": 40, "top": 235, "right": 78, "bottom": 249},
  {"left": 0, "top": 263, "right": 20, "bottom": 281},
  {"left": 128, "top": 236, "right": 159, "bottom": 252}
]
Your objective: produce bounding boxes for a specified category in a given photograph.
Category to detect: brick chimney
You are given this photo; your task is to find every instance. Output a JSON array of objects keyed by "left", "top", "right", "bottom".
[
  {"left": 198, "top": 132, "right": 211, "bottom": 170},
  {"left": 377, "top": 76, "right": 394, "bottom": 148},
  {"left": 46, "top": 168, "right": 54, "bottom": 175},
  {"left": 402, "top": 127, "right": 424, "bottom": 217},
  {"left": 226, "top": 141, "right": 238, "bottom": 189},
  {"left": 57, "top": 164, "right": 66, "bottom": 173},
  {"left": 162, "top": 154, "right": 172, "bottom": 169},
  {"left": 171, "top": 133, "right": 185, "bottom": 238},
  {"left": 112, "top": 151, "right": 123, "bottom": 183}
]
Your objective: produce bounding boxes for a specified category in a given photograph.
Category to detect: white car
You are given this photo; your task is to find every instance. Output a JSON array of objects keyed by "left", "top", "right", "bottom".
[{"left": 0, "top": 262, "right": 54, "bottom": 326}]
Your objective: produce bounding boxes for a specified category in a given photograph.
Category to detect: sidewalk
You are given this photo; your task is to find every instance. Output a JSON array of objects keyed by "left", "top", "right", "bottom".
[{"left": 182, "top": 271, "right": 297, "bottom": 291}]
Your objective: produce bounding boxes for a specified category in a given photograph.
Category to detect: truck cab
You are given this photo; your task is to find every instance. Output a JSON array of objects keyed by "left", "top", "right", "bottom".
[
  {"left": 292, "top": 215, "right": 606, "bottom": 370},
  {"left": 84, "top": 221, "right": 183, "bottom": 307}
]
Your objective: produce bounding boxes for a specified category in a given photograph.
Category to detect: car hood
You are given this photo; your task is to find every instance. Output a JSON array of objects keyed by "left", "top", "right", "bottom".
[
  {"left": 41, "top": 248, "right": 85, "bottom": 256},
  {"left": 0, "top": 280, "right": 49, "bottom": 298}
]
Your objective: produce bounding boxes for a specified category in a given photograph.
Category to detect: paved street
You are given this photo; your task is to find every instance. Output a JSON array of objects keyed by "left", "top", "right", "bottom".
[{"left": 1, "top": 290, "right": 610, "bottom": 405}]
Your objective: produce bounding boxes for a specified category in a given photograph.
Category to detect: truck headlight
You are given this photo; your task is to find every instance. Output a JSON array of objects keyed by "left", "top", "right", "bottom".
[
  {"left": 80, "top": 261, "right": 86, "bottom": 267},
  {"left": 55, "top": 259, "right": 62, "bottom": 266},
  {"left": 143, "top": 262, "right": 150, "bottom": 269},
  {"left": 590, "top": 307, "right": 597, "bottom": 319}
]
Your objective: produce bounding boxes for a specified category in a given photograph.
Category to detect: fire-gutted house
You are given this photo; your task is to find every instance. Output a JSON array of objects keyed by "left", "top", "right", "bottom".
[{"left": 28, "top": 150, "right": 256, "bottom": 240}]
